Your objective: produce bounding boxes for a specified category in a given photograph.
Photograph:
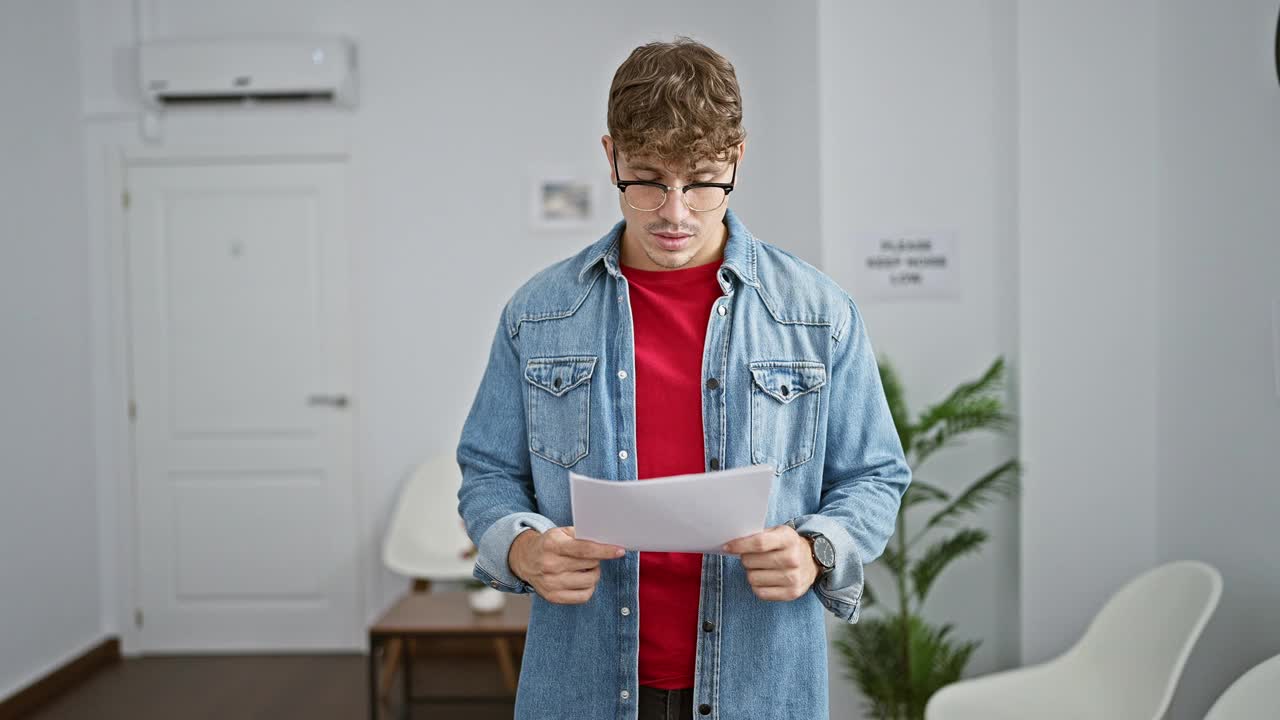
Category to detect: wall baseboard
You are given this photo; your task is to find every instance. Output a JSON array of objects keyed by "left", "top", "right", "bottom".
[{"left": 0, "top": 637, "right": 120, "bottom": 720}]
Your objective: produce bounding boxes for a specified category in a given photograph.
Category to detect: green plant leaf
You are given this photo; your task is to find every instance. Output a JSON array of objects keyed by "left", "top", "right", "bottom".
[
  {"left": 911, "top": 529, "right": 988, "bottom": 604},
  {"left": 834, "top": 616, "right": 904, "bottom": 718},
  {"left": 920, "top": 459, "right": 1021, "bottom": 536},
  {"left": 902, "top": 481, "right": 950, "bottom": 510},
  {"left": 912, "top": 401, "right": 1012, "bottom": 467},
  {"left": 912, "top": 357, "right": 1006, "bottom": 436},
  {"left": 836, "top": 356, "right": 1018, "bottom": 718},
  {"left": 836, "top": 613, "right": 981, "bottom": 719},
  {"left": 911, "top": 357, "right": 1013, "bottom": 467},
  {"left": 880, "top": 544, "right": 906, "bottom": 576},
  {"left": 878, "top": 356, "right": 914, "bottom": 455}
]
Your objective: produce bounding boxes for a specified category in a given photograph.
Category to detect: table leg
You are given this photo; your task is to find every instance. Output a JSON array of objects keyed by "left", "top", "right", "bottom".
[
  {"left": 368, "top": 635, "right": 379, "bottom": 720},
  {"left": 493, "top": 636, "right": 518, "bottom": 692},
  {"left": 401, "top": 634, "right": 413, "bottom": 720},
  {"left": 379, "top": 638, "right": 402, "bottom": 700}
]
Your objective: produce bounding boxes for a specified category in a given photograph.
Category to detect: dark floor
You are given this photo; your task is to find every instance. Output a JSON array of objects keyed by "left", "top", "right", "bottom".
[{"left": 25, "top": 652, "right": 514, "bottom": 720}]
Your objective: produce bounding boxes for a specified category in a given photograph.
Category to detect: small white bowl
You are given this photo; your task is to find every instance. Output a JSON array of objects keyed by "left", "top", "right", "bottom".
[{"left": 468, "top": 586, "right": 507, "bottom": 614}]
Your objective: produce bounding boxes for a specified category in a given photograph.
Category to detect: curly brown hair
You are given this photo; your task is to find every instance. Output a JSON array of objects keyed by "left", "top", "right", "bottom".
[{"left": 607, "top": 37, "right": 746, "bottom": 174}]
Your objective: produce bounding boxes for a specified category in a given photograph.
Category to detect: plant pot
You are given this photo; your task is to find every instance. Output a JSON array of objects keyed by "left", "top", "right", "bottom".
[{"left": 468, "top": 586, "right": 507, "bottom": 614}]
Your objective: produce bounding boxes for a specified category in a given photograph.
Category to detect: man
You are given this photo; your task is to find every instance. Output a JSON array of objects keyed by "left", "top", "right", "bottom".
[{"left": 457, "top": 37, "right": 910, "bottom": 720}]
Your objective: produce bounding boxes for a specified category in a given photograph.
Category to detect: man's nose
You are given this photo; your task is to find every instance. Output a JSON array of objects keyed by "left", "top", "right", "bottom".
[{"left": 656, "top": 184, "right": 690, "bottom": 227}]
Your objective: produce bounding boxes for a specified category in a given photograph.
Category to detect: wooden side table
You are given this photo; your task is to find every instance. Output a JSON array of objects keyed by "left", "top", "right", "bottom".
[{"left": 368, "top": 591, "right": 531, "bottom": 719}]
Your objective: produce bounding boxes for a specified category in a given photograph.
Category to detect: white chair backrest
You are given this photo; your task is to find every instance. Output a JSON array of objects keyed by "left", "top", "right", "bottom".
[
  {"left": 382, "top": 453, "right": 475, "bottom": 581},
  {"left": 1204, "top": 653, "right": 1280, "bottom": 720},
  {"left": 1060, "top": 560, "right": 1222, "bottom": 718}
]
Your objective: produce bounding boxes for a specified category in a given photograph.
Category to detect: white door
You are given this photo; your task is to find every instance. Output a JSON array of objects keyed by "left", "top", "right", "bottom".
[{"left": 125, "top": 159, "right": 361, "bottom": 651}]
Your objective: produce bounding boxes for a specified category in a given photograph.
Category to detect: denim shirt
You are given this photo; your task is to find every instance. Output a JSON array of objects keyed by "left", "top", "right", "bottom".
[{"left": 456, "top": 208, "right": 911, "bottom": 719}]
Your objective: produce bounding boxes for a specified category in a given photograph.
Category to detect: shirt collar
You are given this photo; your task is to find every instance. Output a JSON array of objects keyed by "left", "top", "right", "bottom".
[{"left": 576, "top": 207, "right": 758, "bottom": 291}]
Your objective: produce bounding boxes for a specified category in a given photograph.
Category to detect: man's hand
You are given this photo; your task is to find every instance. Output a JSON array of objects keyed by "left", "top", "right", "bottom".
[
  {"left": 508, "top": 526, "right": 625, "bottom": 604},
  {"left": 723, "top": 524, "right": 820, "bottom": 602}
]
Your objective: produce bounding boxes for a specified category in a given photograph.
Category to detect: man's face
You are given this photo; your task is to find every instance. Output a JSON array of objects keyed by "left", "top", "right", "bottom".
[{"left": 602, "top": 136, "right": 744, "bottom": 271}]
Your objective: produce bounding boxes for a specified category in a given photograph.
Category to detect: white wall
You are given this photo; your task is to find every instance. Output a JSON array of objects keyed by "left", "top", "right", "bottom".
[
  {"left": 1017, "top": 0, "right": 1163, "bottom": 665},
  {"left": 1156, "top": 1, "right": 1280, "bottom": 717},
  {"left": 818, "top": 0, "right": 1021, "bottom": 712},
  {"left": 0, "top": 0, "right": 103, "bottom": 702},
  {"left": 1019, "top": 2, "right": 1280, "bottom": 717}
]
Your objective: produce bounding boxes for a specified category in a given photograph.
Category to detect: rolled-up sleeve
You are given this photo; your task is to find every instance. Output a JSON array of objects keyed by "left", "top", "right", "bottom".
[
  {"left": 456, "top": 303, "right": 555, "bottom": 593},
  {"left": 792, "top": 295, "right": 911, "bottom": 622}
]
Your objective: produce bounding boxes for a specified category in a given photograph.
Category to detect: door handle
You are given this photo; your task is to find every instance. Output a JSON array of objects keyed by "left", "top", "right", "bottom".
[{"left": 307, "top": 394, "right": 350, "bottom": 409}]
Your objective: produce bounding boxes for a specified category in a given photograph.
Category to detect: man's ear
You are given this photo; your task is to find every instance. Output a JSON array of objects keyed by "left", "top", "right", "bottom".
[
  {"left": 601, "top": 135, "right": 616, "bottom": 184},
  {"left": 734, "top": 141, "right": 747, "bottom": 168}
]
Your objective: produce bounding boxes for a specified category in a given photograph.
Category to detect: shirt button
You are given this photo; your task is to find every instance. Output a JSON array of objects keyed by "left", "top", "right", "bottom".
[
  {"left": 699, "top": 703, "right": 712, "bottom": 715},
  {"left": 717, "top": 304, "right": 727, "bottom": 316},
  {"left": 618, "top": 450, "right": 629, "bottom": 460},
  {"left": 617, "top": 370, "right": 628, "bottom": 380},
  {"left": 620, "top": 607, "right": 630, "bottom": 616},
  {"left": 706, "top": 377, "right": 719, "bottom": 390},
  {"left": 621, "top": 689, "right": 631, "bottom": 700},
  {"left": 709, "top": 457, "right": 720, "bottom": 470},
  {"left": 703, "top": 620, "right": 715, "bottom": 632},
  {"left": 490, "top": 581, "right": 500, "bottom": 588}
]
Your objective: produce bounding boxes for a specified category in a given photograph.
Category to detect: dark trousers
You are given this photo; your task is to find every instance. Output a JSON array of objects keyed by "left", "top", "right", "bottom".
[{"left": 638, "top": 685, "right": 695, "bottom": 720}]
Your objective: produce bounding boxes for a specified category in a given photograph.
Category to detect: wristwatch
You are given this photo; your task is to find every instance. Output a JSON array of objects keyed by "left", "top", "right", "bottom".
[{"left": 785, "top": 519, "right": 835, "bottom": 575}]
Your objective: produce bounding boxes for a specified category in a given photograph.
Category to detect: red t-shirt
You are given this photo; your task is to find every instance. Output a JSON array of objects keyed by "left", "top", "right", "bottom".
[{"left": 620, "top": 258, "right": 725, "bottom": 690}]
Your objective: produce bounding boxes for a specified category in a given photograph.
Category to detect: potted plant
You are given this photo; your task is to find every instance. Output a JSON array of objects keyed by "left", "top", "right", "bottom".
[{"left": 834, "top": 356, "right": 1021, "bottom": 720}]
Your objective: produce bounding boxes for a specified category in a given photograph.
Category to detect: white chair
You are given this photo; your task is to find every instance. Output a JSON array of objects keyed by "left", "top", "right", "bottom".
[
  {"left": 925, "top": 560, "right": 1222, "bottom": 720},
  {"left": 382, "top": 453, "right": 475, "bottom": 583},
  {"left": 1204, "top": 652, "right": 1280, "bottom": 719},
  {"left": 378, "top": 454, "right": 521, "bottom": 703}
]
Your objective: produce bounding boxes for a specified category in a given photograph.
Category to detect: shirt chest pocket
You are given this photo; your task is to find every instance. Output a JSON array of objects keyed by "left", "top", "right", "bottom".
[
  {"left": 749, "top": 360, "right": 827, "bottom": 474},
  {"left": 524, "top": 356, "right": 596, "bottom": 468}
]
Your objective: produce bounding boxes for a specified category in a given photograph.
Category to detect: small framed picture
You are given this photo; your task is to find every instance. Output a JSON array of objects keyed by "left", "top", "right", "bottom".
[{"left": 529, "top": 173, "right": 598, "bottom": 230}]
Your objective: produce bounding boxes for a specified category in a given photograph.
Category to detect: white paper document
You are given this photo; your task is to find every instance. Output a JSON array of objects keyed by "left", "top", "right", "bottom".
[{"left": 569, "top": 464, "right": 775, "bottom": 554}]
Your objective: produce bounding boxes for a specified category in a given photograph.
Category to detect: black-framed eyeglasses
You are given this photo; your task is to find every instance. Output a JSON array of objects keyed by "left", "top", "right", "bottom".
[{"left": 612, "top": 146, "right": 736, "bottom": 213}]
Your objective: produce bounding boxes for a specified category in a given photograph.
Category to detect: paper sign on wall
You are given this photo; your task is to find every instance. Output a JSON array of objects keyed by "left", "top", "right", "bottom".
[{"left": 854, "top": 231, "right": 959, "bottom": 301}]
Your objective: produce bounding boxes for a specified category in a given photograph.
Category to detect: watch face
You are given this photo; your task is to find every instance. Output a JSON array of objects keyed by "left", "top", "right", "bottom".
[{"left": 813, "top": 535, "right": 835, "bottom": 568}]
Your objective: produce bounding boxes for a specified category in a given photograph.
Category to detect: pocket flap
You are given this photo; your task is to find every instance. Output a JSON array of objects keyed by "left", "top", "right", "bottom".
[
  {"left": 748, "top": 361, "right": 827, "bottom": 404},
  {"left": 525, "top": 356, "right": 597, "bottom": 396}
]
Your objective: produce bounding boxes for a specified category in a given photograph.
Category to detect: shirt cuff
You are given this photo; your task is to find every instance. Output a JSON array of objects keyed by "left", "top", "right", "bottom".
[
  {"left": 789, "top": 513, "right": 865, "bottom": 623},
  {"left": 472, "top": 511, "right": 558, "bottom": 594}
]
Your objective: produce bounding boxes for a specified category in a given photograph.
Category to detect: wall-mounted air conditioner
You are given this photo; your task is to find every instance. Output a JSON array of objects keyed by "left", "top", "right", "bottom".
[{"left": 138, "top": 35, "right": 357, "bottom": 108}]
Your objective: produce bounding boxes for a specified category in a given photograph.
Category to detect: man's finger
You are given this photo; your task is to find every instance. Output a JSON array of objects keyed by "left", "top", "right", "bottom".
[
  {"left": 740, "top": 550, "right": 790, "bottom": 570},
  {"left": 747, "top": 569, "right": 794, "bottom": 587},
  {"left": 550, "top": 527, "right": 624, "bottom": 559},
  {"left": 564, "top": 555, "right": 604, "bottom": 571},
  {"left": 751, "top": 585, "right": 798, "bottom": 602},
  {"left": 563, "top": 566, "right": 602, "bottom": 591},
  {"left": 543, "top": 554, "right": 600, "bottom": 573},
  {"left": 543, "top": 564, "right": 597, "bottom": 589},
  {"left": 560, "top": 538, "right": 626, "bottom": 560},
  {"left": 723, "top": 528, "right": 787, "bottom": 555}
]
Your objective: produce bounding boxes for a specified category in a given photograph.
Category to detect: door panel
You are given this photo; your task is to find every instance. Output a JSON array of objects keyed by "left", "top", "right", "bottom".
[{"left": 126, "top": 160, "right": 359, "bottom": 651}]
